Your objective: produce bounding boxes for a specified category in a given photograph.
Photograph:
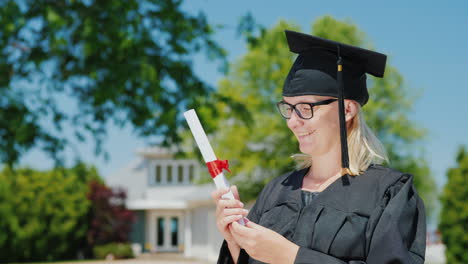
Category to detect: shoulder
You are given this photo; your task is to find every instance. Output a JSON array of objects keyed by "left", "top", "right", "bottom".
[
  {"left": 327, "top": 165, "right": 419, "bottom": 213},
  {"left": 262, "top": 168, "right": 306, "bottom": 193},
  {"left": 252, "top": 168, "right": 306, "bottom": 209},
  {"left": 358, "top": 165, "right": 424, "bottom": 209},
  {"left": 353, "top": 164, "right": 414, "bottom": 194}
]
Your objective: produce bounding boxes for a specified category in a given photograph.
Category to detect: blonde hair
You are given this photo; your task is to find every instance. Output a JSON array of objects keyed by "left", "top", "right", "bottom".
[{"left": 292, "top": 109, "right": 388, "bottom": 175}]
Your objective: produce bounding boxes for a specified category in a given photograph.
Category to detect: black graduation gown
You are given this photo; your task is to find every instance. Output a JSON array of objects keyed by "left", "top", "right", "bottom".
[{"left": 217, "top": 165, "right": 426, "bottom": 264}]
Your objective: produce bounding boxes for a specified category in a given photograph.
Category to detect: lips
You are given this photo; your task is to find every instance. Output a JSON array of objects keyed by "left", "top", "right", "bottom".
[{"left": 297, "top": 130, "right": 315, "bottom": 139}]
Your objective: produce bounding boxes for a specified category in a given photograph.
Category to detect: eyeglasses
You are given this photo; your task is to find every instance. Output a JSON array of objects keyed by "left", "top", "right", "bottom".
[{"left": 276, "top": 99, "right": 337, "bottom": 119}]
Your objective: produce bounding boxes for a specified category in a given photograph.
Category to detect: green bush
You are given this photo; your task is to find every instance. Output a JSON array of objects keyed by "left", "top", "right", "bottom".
[
  {"left": 93, "top": 243, "right": 134, "bottom": 259},
  {"left": 439, "top": 146, "right": 468, "bottom": 264},
  {"left": 0, "top": 163, "right": 101, "bottom": 262}
]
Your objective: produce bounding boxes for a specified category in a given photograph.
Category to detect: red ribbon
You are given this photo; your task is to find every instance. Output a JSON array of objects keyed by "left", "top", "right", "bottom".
[{"left": 206, "top": 159, "right": 231, "bottom": 178}]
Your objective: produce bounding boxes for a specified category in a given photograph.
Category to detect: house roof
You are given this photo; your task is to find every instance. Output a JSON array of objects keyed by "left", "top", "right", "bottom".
[{"left": 136, "top": 146, "right": 176, "bottom": 159}]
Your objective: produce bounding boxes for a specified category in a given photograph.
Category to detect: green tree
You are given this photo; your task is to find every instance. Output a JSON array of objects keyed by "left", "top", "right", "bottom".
[
  {"left": 192, "top": 16, "right": 436, "bottom": 213},
  {"left": 0, "top": 0, "right": 225, "bottom": 165},
  {"left": 86, "top": 180, "right": 134, "bottom": 258},
  {"left": 439, "top": 146, "right": 468, "bottom": 264},
  {"left": 0, "top": 164, "right": 100, "bottom": 261}
]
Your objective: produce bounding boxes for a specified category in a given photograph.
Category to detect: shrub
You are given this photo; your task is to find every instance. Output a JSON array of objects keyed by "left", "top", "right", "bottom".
[
  {"left": 93, "top": 243, "right": 134, "bottom": 259},
  {"left": 0, "top": 163, "right": 100, "bottom": 262},
  {"left": 86, "top": 180, "right": 135, "bottom": 258}
]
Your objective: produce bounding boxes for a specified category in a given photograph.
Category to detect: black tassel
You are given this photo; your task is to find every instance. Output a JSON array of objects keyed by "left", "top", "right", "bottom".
[{"left": 337, "top": 48, "right": 350, "bottom": 172}]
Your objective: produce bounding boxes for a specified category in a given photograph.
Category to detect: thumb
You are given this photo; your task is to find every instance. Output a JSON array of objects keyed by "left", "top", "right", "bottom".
[
  {"left": 231, "top": 185, "right": 241, "bottom": 200},
  {"left": 245, "top": 219, "right": 263, "bottom": 230}
]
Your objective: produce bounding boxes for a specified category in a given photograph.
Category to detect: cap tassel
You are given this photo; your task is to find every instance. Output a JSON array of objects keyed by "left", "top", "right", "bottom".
[{"left": 337, "top": 48, "right": 350, "bottom": 175}]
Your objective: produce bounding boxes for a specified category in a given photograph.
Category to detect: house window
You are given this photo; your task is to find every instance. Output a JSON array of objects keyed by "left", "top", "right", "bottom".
[
  {"left": 189, "top": 165, "right": 194, "bottom": 183},
  {"left": 177, "top": 165, "right": 184, "bottom": 183},
  {"left": 167, "top": 165, "right": 173, "bottom": 183},
  {"left": 155, "top": 165, "right": 162, "bottom": 184}
]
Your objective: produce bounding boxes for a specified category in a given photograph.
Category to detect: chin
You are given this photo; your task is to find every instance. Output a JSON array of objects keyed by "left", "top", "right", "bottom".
[{"left": 299, "top": 144, "right": 315, "bottom": 156}]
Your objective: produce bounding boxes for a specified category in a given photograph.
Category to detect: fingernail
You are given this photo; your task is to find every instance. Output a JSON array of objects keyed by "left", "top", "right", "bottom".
[
  {"left": 240, "top": 202, "right": 244, "bottom": 207},
  {"left": 243, "top": 209, "right": 249, "bottom": 214}
]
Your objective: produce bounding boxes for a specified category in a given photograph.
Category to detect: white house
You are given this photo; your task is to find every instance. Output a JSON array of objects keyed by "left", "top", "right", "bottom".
[{"left": 105, "top": 146, "right": 224, "bottom": 261}]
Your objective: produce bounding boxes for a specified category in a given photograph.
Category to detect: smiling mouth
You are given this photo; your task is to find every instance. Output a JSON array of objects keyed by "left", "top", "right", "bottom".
[{"left": 297, "top": 131, "right": 315, "bottom": 138}]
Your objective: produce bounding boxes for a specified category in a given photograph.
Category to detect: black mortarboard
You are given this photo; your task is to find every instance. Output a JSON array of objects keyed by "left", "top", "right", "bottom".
[{"left": 283, "top": 30, "right": 387, "bottom": 174}]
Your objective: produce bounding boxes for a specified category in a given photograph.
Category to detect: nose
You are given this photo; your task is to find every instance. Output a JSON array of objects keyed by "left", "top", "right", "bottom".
[{"left": 287, "top": 110, "right": 303, "bottom": 129}]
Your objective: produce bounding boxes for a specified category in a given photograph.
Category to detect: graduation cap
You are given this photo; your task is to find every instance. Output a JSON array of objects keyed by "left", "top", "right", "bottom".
[{"left": 283, "top": 30, "right": 387, "bottom": 174}]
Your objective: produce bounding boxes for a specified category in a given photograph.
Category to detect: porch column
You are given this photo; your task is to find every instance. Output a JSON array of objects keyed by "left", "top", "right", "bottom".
[{"left": 184, "top": 210, "right": 192, "bottom": 257}]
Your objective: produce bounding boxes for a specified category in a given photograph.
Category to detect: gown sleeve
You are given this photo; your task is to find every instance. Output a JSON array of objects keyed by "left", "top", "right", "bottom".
[
  {"left": 365, "top": 174, "right": 426, "bottom": 264},
  {"left": 294, "top": 174, "right": 426, "bottom": 264}
]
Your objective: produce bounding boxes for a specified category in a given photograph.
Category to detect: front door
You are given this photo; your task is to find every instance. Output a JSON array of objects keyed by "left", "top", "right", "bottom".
[{"left": 155, "top": 215, "right": 182, "bottom": 252}]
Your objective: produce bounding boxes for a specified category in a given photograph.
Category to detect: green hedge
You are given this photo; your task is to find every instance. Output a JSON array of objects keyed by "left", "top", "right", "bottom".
[
  {"left": 0, "top": 164, "right": 100, "bottom": 262},
  {"left": 93, "top": 243, "right": 134, "bottom": 259}
]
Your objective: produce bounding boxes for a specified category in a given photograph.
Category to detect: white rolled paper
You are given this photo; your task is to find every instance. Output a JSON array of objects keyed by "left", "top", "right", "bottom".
[
  {"left": 183, "top": 109, "right": 216, "bottom": 163},
  {"left": 184, "top": 109, "right": 245, "bottom": 225}
]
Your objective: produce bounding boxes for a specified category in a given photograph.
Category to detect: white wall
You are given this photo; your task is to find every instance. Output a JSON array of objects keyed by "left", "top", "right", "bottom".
[
  {"left": 207, "top": 207, "right": 224, "bottom": 260},
  {"left": 106, "top": 158, "right": 148, "bottom": 201},
  {"left": 189, "top": 205, "right": 223, "bottom": 261}
]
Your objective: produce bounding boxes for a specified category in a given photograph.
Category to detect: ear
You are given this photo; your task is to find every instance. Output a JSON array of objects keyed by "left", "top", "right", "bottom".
[{"left": 344, "top": 100, "right": 359, "bottom": 123}]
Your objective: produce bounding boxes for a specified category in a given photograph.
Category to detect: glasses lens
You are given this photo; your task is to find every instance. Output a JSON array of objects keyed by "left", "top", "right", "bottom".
[
  {"left": 296, "top": 103, "right": 313, "bottom": 119},
  {"left": 277, "top": 103, "right": 292, "bottom": 118}
]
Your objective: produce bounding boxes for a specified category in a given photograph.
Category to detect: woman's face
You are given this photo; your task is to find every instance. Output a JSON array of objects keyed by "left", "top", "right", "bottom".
[{"left": 283, "top": 95, "right": 341, "bottom": 157}]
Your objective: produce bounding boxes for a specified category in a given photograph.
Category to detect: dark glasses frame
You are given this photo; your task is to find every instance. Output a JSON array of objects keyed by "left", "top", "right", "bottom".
[{"left": 276, "top": 99, "right": 337, "bottom": 119}]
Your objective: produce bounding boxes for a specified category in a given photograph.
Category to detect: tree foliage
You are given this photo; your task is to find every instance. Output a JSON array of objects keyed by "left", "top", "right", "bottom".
[
  {"left": 0, "top": 0, "right": 225, "bottom": 165},
  {"left": 192, "top": 16, "right": 436, "bottom": 214},
  {"left": 86, "top": 180, "right": 134, "bottom": 257},
  {"left": 0, "top": 163, "right": 99, "bottom": 262},
  {"left": 439, "top": 146, "right": 468, "bottom": 264}
]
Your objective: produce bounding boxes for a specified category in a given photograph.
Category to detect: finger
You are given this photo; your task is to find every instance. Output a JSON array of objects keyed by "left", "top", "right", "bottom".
[
  {"left": 218, "top": 198, "right": 244, "bottom": 209},
  {"left": 231, "top": 185, "right": 240, "bottom": 200},
  {"left": 221, "top": 214, "right": 244, "bottom": 227},
  {"left": 222, "top": 208, "right": 249, "bottom": 217},
  {"left": 216, "top": 198, "right": 244, "bottom": 219},
  {"left": 211, "top": 188, "right": 230, "bottom": 201},
  {"left": 230, "top": 224, "right": 244, "bottom": 246},
  {"left": 245, "top": 218, "right": 262, "bottom": 229},
  {"left": 231, "top": 221, "right": 253, "bottom": 237},
  {"left": 211, "top": 189, "right": 218, "bottom": 201}
]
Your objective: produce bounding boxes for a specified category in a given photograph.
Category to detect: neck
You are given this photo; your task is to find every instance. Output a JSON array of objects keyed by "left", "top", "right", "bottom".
[{"left": 307, "top": 147, "right": 342, "bottom": 183}]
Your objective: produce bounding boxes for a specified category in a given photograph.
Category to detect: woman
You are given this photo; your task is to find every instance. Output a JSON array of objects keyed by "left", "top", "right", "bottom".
[{"left": 212, "top": 30, "right": 426, "bottom": 264}]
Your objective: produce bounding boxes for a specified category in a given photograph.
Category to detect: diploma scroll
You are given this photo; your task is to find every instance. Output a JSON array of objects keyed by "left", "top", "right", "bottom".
[{"left": 184, "top": 109, "right": 245, "bottom": 225}]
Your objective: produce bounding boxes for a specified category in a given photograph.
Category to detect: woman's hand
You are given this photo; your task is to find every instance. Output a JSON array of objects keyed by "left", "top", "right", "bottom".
[
  {"left": 211, "top": 186, "right": 248, "bottom": 244},
  {"left": 231, "top": 220, "right": 299, "bottom": 264}
]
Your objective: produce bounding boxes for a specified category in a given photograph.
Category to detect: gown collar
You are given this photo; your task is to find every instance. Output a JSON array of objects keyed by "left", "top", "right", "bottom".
[{"left": 277, "top": 167, "right": 354, "bottom": 209}]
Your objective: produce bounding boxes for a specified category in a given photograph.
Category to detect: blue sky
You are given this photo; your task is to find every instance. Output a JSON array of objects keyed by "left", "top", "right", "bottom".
[{"left": 21, "top": 0, "right": 468, "bottom": 188}]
